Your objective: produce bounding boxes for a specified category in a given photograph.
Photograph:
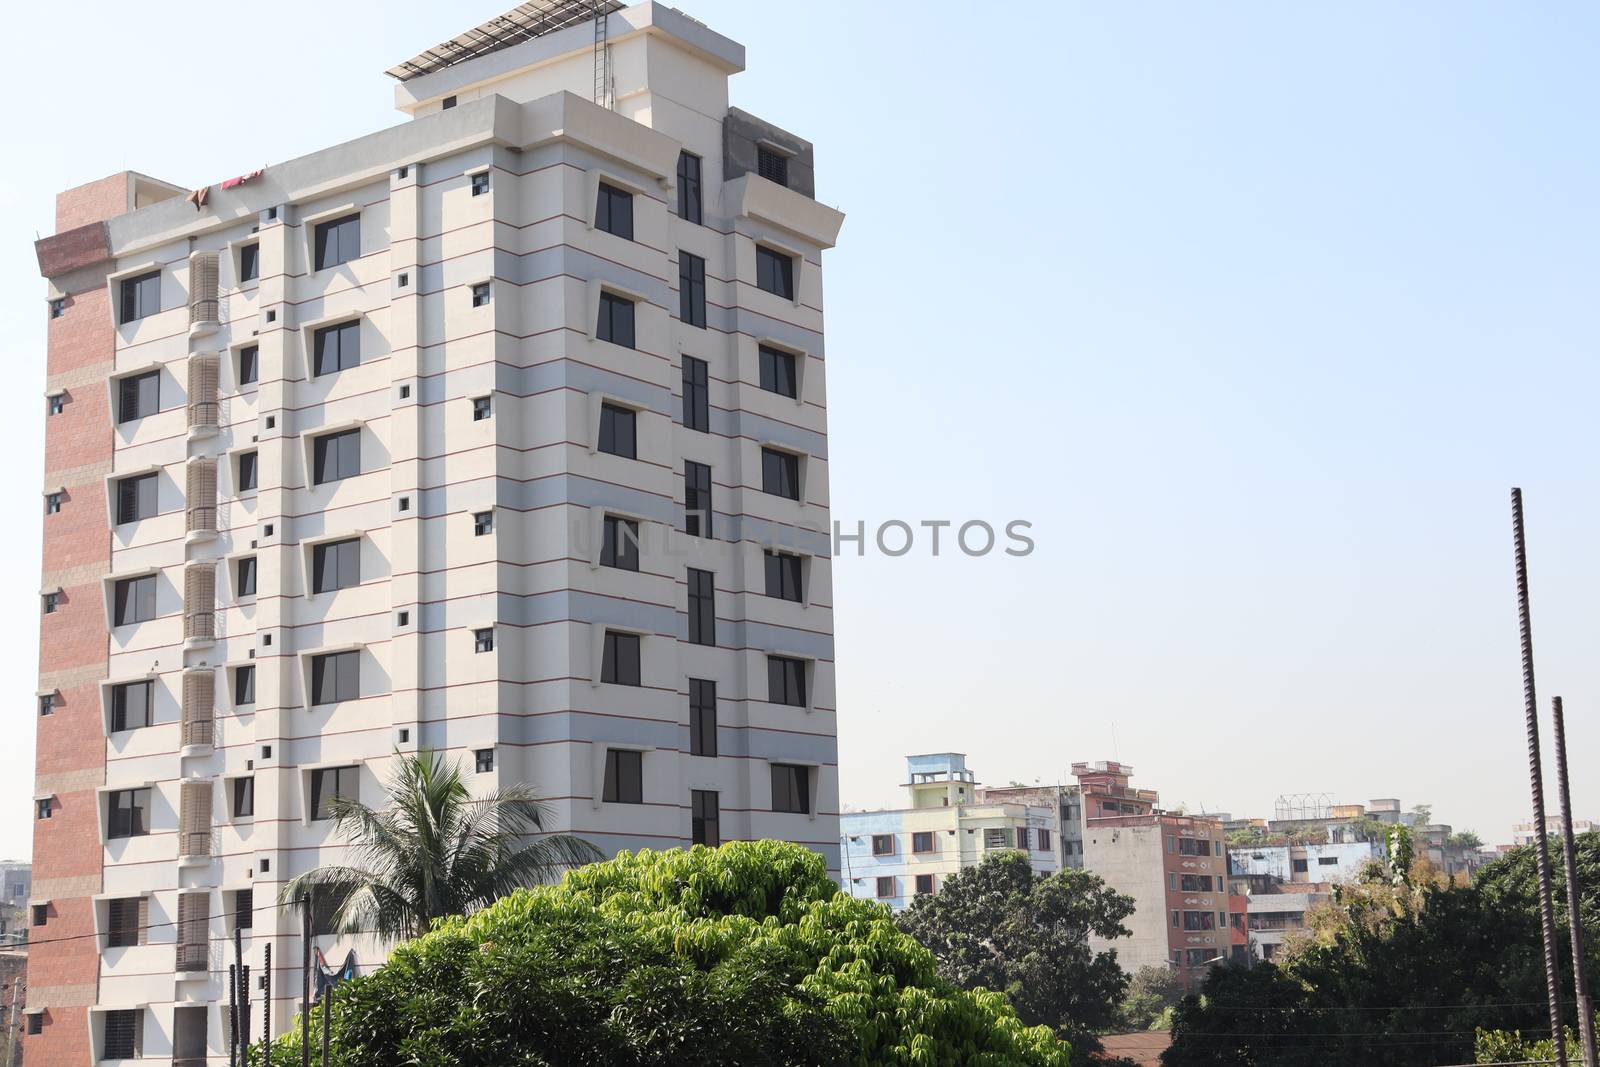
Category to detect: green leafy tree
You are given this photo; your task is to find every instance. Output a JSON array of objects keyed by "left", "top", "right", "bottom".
[
  {"left": 1119, "top": 965, "right": 1185, "bottom": 1030},
  {"left": 270, "top": 841, "right": 1069, "bottom": 1067},
  {"left": 1474, "top": 1021, "right": 1591, "bottom": 1064},
  {"left": 1450, "top": 830, "right": 1484, "bottom": 850},
  {"left": 282, "top": 748, "right": 603, "bottom": 940},
  {"left": 896, "top": 851, "right": 1134, "bottom": 1053}
]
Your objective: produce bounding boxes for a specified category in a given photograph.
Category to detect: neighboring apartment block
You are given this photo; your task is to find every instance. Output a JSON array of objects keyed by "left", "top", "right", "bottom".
[
  {"left": 841, "top": 754, "right": 1058, "bottom": 909},
  {"left": 30, "top": 3, "right": 843, "bottom": 1061},
  {"left": 0, "top": 861, "right": 30, "bottom": 948},
  {"left": 1229, "top": 841, "right": 1381, "bottom": 960}
]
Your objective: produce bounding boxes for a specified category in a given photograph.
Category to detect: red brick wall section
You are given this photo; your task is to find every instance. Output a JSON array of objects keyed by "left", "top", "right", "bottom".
[{"left": 54, "top": 174, "right": 129, "bottom": 233}]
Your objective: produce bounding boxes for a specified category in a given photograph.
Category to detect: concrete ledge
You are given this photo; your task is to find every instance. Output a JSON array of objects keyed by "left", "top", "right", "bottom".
[{"left": 724, "top": 175, "right": 845, "bottom": 249}]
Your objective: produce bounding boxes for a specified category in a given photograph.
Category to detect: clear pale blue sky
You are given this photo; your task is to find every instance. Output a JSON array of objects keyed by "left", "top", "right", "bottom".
[{"left": 1, "top": 2, "right": 1596, "bottom": 859}]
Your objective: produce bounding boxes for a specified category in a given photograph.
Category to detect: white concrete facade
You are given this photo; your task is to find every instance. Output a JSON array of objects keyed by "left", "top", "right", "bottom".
[{"left": 78, "top": 5, "right": 843, "bottom": 1060}]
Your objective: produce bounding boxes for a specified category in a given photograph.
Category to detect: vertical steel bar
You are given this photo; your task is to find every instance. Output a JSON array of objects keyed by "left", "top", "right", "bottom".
[
  {"left": 1511, "top": 487, "right": 1570, "bottom": 1066},
  {"left": 320, "top": 987, "right": 332, "bottom": 1067},
  {"left": 301, "top": 899, "right": 312, "bottom": 1067},
  {"left": 228, "top": 963, "right": 237, "bottom": 1067},
  {"left": 1553, "top": 696, "right": 1599, "bottom": 1067},
  {"left": 262, "top": 941, "right": 272, "bottom": 1067}
]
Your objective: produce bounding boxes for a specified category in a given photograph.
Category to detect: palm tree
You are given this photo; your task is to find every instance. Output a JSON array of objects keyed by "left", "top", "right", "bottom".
[{"left": 283, "top": 748, "right": 604, "bottom": 941}]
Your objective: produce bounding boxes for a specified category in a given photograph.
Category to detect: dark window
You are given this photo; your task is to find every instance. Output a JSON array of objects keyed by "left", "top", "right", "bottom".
[
  {"left": 472, "top": 282, "right": 491, "bottom": 307},
  {"left": 48, "top": 393, "right": 65, "bottom": 415},
  {"left": 107, "top": 897, "right": 141, "bottom": 947},
  {"left": 601, "top": 516, "right": 640, "bottom": 571},
  {"left": 601, "top": 631, "right": 640, "bottom": 686},
  {"left": 677, "top": 151, "right": 702, "bottom": 224},
  {"left": 312, "top": 538, "right": 361, "bottom": 593},
  {"left": 682, "top": 356, "right": 709, "bottom": 432},
  {"left": 116, "top": 473, "right": 158, "bottom": 524},
  {"left": 41, "top": 592, "right": 58, "bottom": 615},
  {"left": 595, "top": 182, "right": 635, "bottom": 240},
  {"left": 757, "top": 146, "right": 789, "bottom": 187},
  {"left": 46, "top": 491, "right": 63, "bottom": 514},
  {"left": 684, "top": 461, "right": 712, "bottom": 537},
  {"left": 111, "top": 680, "right": 152, "bottom": 732},
  {"left": 119, "top": 270, "right": 161, "bottom": 323},
  {"left": 50, "top": 297, "right": 66, "bottom": 319},
  {"left": 36, "top": 798, "right": 51, "bottom": 820},
  {"left": 471, "top": 172, "right": 490, "bottom": 196},
  {"left": 876, "top": 876, "right": 895, "bottom": 898},
  {"left": 310, "top": 766, "right": 358, "bottom": 820},
  {"left": 761, "top": 448, "right": 800, "bottom": 500},
  {"left": 239, "top": 243, "right": 260, "bottom": 283},
  {"left": 441, "top": 95, "right": 457, "bottom": 109},
  {"left": 756, "top": 246, "right": 794, "bottom": 299},
  {"left": 1318, "top": 856, "right": 1339, "bottom": 866},
  {"left": 236, "top": 556, "right": 257, "bottom": 598},
  {"left": 687, "top": 568, "right": 715, "bottom": 645},
  {"left": 310, "top": 651, "right": 360, "bottom": 705},
  {"left": 602, "top": 749, "right": 642, "bottom": 804},
  {"left": 692, "top": 789, "right": 720, "bottom": 846},
  {"left": 474, "top": 628, "right": 494, "bottom": 653},
  {"left": 597, "top": 292, "right": 636, "bottom": 348},
  {"left": 475, "top": 749, "right": 495, "bottom": 773},
  {"left": 598, "top": 403, "right": 636, "bottom": 458},
  {"left": 113, "top": 574, "right": 157, "bottom": 626},
  {"left": 103, "top": 1009, "right": 140, "bottom": 1059},
  {"left": 232, "top": 776, "right": 255, "bottom": 818},
  {"left": 40, "top": 693, "right": 55, "bottom": 716},
  {"left": 1178, "top": 839, "right": 1213, "bottom": 857},
  {"left": 1016, "top": 827, "right": 1030, "bottom": 850},
  {"left": 472, "top": 396, "right": 492, "bottom": 421},
  {"left": 678, "top": 251, "right": 706, "bottom": 328},
  {"left": 238, "top": 450, "right": 258, "bottom": 492},
  {"left": 759, "top": 345, "right": 798, "bottom": 398},
  {"left": 689, "top": 678, "right": 717, "bottom": 757},
  {"left": 1291, "top": 858, "right": 1309, "bottom": 874},
  {"left": 108, "top": 788, "right": 152, "bottom": 838},
  {"left": 913, "top": 831, "right": 936, "bottom": 853},
  {"left": 312, "top": 320, "right": 361, "bottom": 376},
  {"left": 770, "top": 763, "right": 809, "bottom": 814},
  {"left": 313, "top": 429, "right": 361, "bottom": 484},
  {"left": 238, "top": 344, "right": 259, "bottom": 385},
  {"left": 915, "top": 874, "right": 935, "bottom": 895},
  {"left": 31, "top": 904, "right": 47, "bottom": 926},
  {"left": 313, "top": 214, "right": 361, "bottom": 270},
  {"left": 235, "top": 665, "right": 256, "bottom": 706},
  {"left": 234, "top": 888, "right": 253, "bottom": 929},
  {"left": 768, "top": 655, "right": 807, "bottom": 707},
  {"left": 117, "top": 370, "right": 160, "bottom": 423},
  {"left": 871, "top": 834, "right": 894, "bottom": 856},
  {"left": 473, "top": 510, "right": 494, "bottom": 536},
  {"left": 764, "top": 551, "right": 802, "bottom": 602},
  {"left": 26, "top": 1013, "right": 42, "bottom": 1036}
]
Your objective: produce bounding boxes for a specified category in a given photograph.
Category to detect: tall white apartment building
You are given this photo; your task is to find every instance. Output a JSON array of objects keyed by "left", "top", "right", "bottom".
[{"left": 29, "top": 3, "right": 843, "bottom": 1061}]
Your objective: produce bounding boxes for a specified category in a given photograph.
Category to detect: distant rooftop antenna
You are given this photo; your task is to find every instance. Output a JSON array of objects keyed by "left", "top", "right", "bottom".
[{"left": 592, "top": 0, "right": 613, "bottom": 109}]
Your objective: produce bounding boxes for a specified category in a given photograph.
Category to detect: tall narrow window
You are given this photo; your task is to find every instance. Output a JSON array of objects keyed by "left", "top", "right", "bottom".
[
  {"left": 761, "top": 448, "right": 800, "bottom": 500},
  {"left": 684, "top": 461, "right": 712, "bottom": 537},
  {"left": 759, "top": 345, "right": 798, "bottom": 399},
  {"left": 236, "top": 556, "right": 257, "bottom": 598},
  {"left": 237, "top": 451, "right": 258, "bottom": 493},
  {"left": 764, "top": 551, "right": 803, "bottom": 602},
  {"left": 756, "top": 247, "right": 794, "bottom": 299},
  {"left": 107, "top": 897, "right": 142, "bottom": 947},
  {"left": 601, "top": 631, "right": 641, "bottom": 686},
  {"left": 770, "top": 763, "right": 809, "bottom": 814},
  {"left": 682, "top": 357, "right": 709, "bottom": 432},
  {"left": 678, "top": 252, "right": 706, "bottom": 328},
  {"left": 598, "top": 403, "right": 636, "bottom": 458},
  {"left": 676, "top": 151, "right": 702, "bottom": 224},
  {"left": 119, "top": 271, "right": 161, "bottom": 324},
  {"left": 312, "top": 320, "right": 361, "bottom": 376},
  {"left": 687, "top": 568, "right": 715, "bottom": 646},
  {"left": 45, "top": 491, "right": 63, "bottom": 514},
  {"left": 313, "top": 214, "right": 361, "bottom": 270},
  {"left": 597, "top": 292, "right": 636, "bottom": 348},
  {"left": 757, "top": 146, "right": 790, "bottom": 187},
  {"left": 238, "top": 344, "right": 259, "bottom": 386},
  {"left": 595, "top": 182, "right": 635, "bottom": 240},
  {"left": 691, "top": 789, "right": 720, "bottom": 846},
  {"left": 111, "top": 680, "right": 153, "bottom": 732},
  {"left": 768, "top": 655, "right": 807, "bottom": 707},
  {"left": 117, "top": 370, "right": 160, "bottom": 423},
  {"left": 602, "top": 749, "right": 643, "bottom": 804},
  {"left": 312, "top": 538, "right": 361, "bottom": 593},
  {"left": 601, "top": 516, "right": 640, "bottom": 571},
  {"left": 113, "top": 574, "right": 157, "bottom": 626},
  {"left": 310, "top": 766, "right": 358, "bottom": 820},
  {"left": 310, "top": 651, "right": 360, "bottom": 705},
  {"left": 239, "top": 243, "right": 260, "bottom": 283},
  {"left": 234, "top": 665, "right": 256, "bottom": 706},
  {"left": 116, "top": 473, "right": 158, "bottom": 524},
  {"left": 313, "top": 429, "right": 361, "bottom": 484},
  {"left": 689, "top": 678, "right": 717, "bottom": 757},
  {"left": 49, "top": 297, "right": 66, "bottom": 319},
  {"left": 231, "top": 777, "right": 255, "bottom": 819}
]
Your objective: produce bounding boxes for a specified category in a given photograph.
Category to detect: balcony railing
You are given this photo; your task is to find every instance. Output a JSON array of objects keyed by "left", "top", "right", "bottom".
[
  {"left": 186, "top": 505, "right": 217, "bottom": 536},
  {"left": 184, "top": 610, "right": 216, "bottom": 642},
  {"left": 179, "top": 829, "right": 213, "bottom": 860},
  {"left": 176, "top": 942, "right": 209, "bottom": 972}
]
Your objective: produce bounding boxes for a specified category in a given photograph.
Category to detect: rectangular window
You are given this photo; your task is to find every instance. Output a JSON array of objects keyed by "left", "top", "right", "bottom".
[
  {"left": 912, "top": 831, "right": 937, "bottom": 853},
  {"left": 871, "top": 834, "right": 894, "bottom": 856},
  {"left": 983, "top": 828, "right": 1009, "bottom": 849},
  {"left": 876, "top": 876, "right": 895, "bottom": 899},
  {"left": 764, "top": 551, "right": 803, "bottom": 602},
  {"left": 50, "top": 297, "right": 66, "bottom": 319},
  {"left": 915, "top": 873, "right": 935, "bottom": 895},
  {"left": 770, "top": 763, "right": 810, "bottom": 814},
  {"left": 116, "top": 472, "right": 158, "bottom": 524},
  {"left": 472, "top": 396, "right": 492, "bottom": 421},
  {"left": 237, "top": 450, "right": 258, "bottom": 492},
  {"left": 1181, "top": 875, "right": 1212, "bottom": 892},
  {"left": 39, "top": 693, "right": 55, "bottom": 716},
  {"left": 313, "top": 214, "right": 361, "bottom": 270},
  {"left": 595, "top": 182, "right": 635, "bottom": 240},
  {"left": 601, "top": 631, "right": 641, "bottom": 686},
  {"left": 768, "top": 655, "right": 807, "bottom": 707},
  {"left": 312, "top": 320, "right": 361, "bottom": 376},
  {"left": 113, "top": 574, "right": 157, "bottom": 626},
  {"left": 689, "top": 678, "right": 717, "bottom": 757},
  {"left": 597, "top": 292, "right": 636, "bottom": 348},
  {"left": 1016, "top": 827, "right": 1030, "bottom": 850},
  {"left": 310, "top": 766, "right": 358, "bottom": 820},
  {"left": 1318, "top": 856, "right": 1339, "bottom": 866},
  {"left": 682, "top": 356, "right": 709, "bottom": 432},
  {"left": 231, "top": 776, "right": 255, "bottom": 818},
  {"left": 1178, "top": 838, "right": 1213, "bottom": 857},
  {"left": 234, "top": 665, "right": 256, "bottom": 706},
  {"left": 313, "top": 429, "right": 361, "bottom": 484},
  {"left": 761, "top": 448, "right": 800, "bottom": 500},
  {"left": 312, "top": 538, "right": 361, "bottom": 593},
  {"left": 679, "top": 251, "right": 706, "bottom": 328},
  {"left": 474, "top": 628, "right": 495, "bottom": 653},
  {"left": 687, "top": 568, "right": 715, "bottom": 645},
  {"left": 234, "top": 888, "right": 254, "bottom": 930},
  {"left": 757, "top": 147, "right": 789, "bottom": 186},
  {"left": 42, "top": 592, "right": 59, "bottom": 615},
  {"left": 676, "top": 151, "right": 702, "bottom": 224},
  {"left": 108, "top": 788, "right": 152, "bottom": 838},
  {"left": 1292, "top": 858, "right": 1309, "bottom": 874},
  {"left": 236, "top": 556, "right": 257, "bottom": 599},
  {"left": 239, "top": 243, "right": 260, "bottom": 283},
  {"left": 107, "top": 897, "right": 141, "bottom": 947},
  {"left": 473, "top": 510, "right": 494, "bottom": 536},
  {"left": 759, "top": 345, "right": 798, "bottom": 399},
  {"left": 111, "top": 680, "right": 152, "bottom": 732},
  {"left": 36, "top": 798, "right": 52, "bottom": 820},
  {"left": 103, "top": 1009, "right": 141, "bottom": 1059},
  {"left": 684, "top": 461, "right": 713, "bottom": 537},
  {"left": 472, "top": 281, "right": 491, "bottom": 307},
  {"left": 691, "top": 789, "right": 720, "bottom": 846},
  {"left": 475, "top": 749, "right": 495, "bottom": 773},
  {"left": 238, "top": 344, "right": 259, "bottom": 386},
  {"left": 310, "top": 650, "right": 360, "bottom": 705},
  {"left": 602, "top": 749, "right": 642, "bottom": 804},
  {"left": 119, "top": 270, "right": 161, "bottom": 323},
  {"left": 756, "top": 246, "right": 794, "bottom": 299},
  {"left": 117, "top": 370, "right": 160, "bottom": 423},
  {"left": 48, "top": 393, "right": 65, "bottom": 415},
  {"left": 471, "top": 171, "right": 490, "bottom": 196},
  {"left": 1183, "top": 911, "right": 1217, "bottom": 931},
  {"left": 1038, "top": 828, "right": 1052, "bottom": 852},
  {"left": 601, "top": 516, "right": 640, "bottom": 571},
  {"left": 598, "top": 403, "right": 636, "bottom": 458}
]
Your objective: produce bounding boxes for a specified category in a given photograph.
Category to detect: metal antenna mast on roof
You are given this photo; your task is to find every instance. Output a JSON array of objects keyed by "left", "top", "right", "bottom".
[{"left": 593, "top": 0, "right": 613, "bottom": 109}]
